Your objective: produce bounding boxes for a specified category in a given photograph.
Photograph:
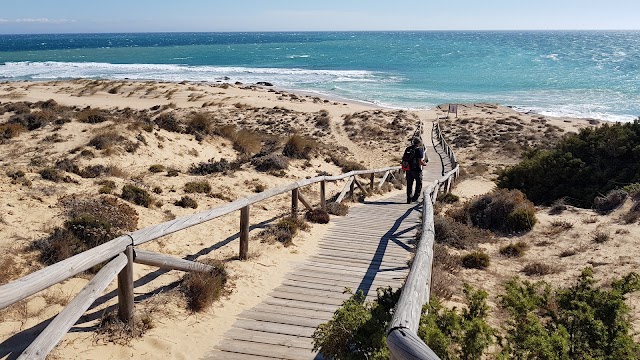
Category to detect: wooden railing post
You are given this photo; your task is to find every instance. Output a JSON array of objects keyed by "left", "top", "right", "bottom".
[
  {"left": 349, "top": 177, "right": 355, "bottom": 200},
  {"left": 370, "top": 173, "right": 375, "bottom": 192},
  {"left": 291, "top": 188, "right": 299, "bottom": 219},
  {"left": 118, "top": 245, "right": 134, "bottom": 325},
  {"left": 320, "top": 180, "right": 326, "bottom": 211},
  {"left": 240, "top": 205, "right": 250, "bottom": 260}
]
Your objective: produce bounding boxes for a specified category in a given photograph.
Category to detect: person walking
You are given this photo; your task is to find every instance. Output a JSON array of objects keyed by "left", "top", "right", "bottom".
[{"left": 402, "top": 137, "right": 428, "bottom": 204}]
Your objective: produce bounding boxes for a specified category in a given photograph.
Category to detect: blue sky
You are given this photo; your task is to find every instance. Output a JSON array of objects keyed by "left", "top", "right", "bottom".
[{"left": 1, "top": 0, "right": 638, "bottom": 34}]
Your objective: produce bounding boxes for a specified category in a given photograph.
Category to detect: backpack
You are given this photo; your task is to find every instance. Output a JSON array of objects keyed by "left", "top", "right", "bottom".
[{"left": 401, "top": 146, "right": 418, "bottom": 171}]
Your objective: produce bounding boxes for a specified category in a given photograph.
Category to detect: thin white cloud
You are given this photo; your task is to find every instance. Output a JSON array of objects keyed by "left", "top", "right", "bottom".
[{"left": 6, "top": 18, "right": 75, "bottom": 24}]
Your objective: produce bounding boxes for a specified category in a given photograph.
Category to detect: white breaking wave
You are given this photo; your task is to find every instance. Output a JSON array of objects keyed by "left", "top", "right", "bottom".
[{"left": 0, "top": 61, "right": 383, "bottom": 87}]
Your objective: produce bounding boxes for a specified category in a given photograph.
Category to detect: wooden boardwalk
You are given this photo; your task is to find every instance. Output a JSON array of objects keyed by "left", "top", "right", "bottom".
[{"left": 206, "top": 123, "right": 449, "bottom": 360}]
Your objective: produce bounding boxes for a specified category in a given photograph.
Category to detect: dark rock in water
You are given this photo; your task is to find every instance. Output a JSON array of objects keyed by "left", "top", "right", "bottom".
[
  {"left": 223, "top": 76, "right": 230, "bottom": 80},
  {"left": 235, "top": 81, "right": 243, "bottom": 85},
  {"left": 256, "top": 82, "right": 273, "bottom": 87}
]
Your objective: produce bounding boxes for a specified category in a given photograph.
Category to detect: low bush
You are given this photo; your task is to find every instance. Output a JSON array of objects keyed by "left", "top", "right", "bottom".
[
  {"left": 593, "top": 189, "right": 628, "bottom": 214},
  {"left": 98, "top": 180, "right": 117, "bottom": 194},
  {"left": 189, "top": 158, "right": 241, "bottom": 175},
  {"left": 305, "top": 209, "right": 330, "bottom": 224},
  {"left": 460, "top": 189, "right": 537, "bottom": 234},
  {"left": 95, "top": 309, "right": 154, "bottom": 345},
  {"left": 80, "top": 164, "right": 109, "bottom": 178},
  {"left": 184, "top": 181, "right": 211, "bottom": 194},
  {"left": 39, "top": 167, "right": 63, "bottom": 182},
  {"left": 260, "top": 217, "right": 309, "bottom": 247},
  {"left": 499, "top": 242, "right": 529, "bottom": 257},
  {"left": 283, "top": 134, "right": 314, "bottom": 159},
  {"left": 32, "top": 196, "right": 138, "bottom": 267},
  {"left": 89, "top": 131, "right": 126, "bottom": 150},
  {"left": 121, "top": 185, "right": 153, "bottom": 207},
  {"left": 461, "top": 251, "right": 490, "bottom": 269},
  {"left": 593, "top": 231, "right": 611, "bottom": 243},
  {"left": 148, "top": 164, "right": 166, "bottom": 173},
  {"left": 154, "top": 112, "right": 182, "bottom": 133},
  {"left": 9, "top": 110, "right": 55, "bottom": 130},
  {"left": 548, "top": 198, "right": 568, "bottom": 215},
  {"left": 0, "top": 123, "right": 26, "bottom": 139},
  {"left": 251, "top": 153, "right": 289, "bottom": 172},
  {"left": 522, "top": 262, "right": 557, "bottom": 276},
  {"left": 497, "top": 121, "right": 640, "bottom": 207},
  {"left": 180, "top": 260, "right": 228, "bottom": 312},
  {"left": 315, "top": 110, "right": 331, "bottom": 129},
  {"left": 233, "top": 130, "right": 262, "bottom": 156},
  {"left": 175, "top": 196, "right": 198, "bottom": 209},
  {"left": 437, "top": 192, "right": 459, "bottom": 203},
  {"left": 330, "top": 155, "right": 366, "bottom": 173},
  {"left": 622, "top": 201, "right": 640, "bottom": 224},
  {"left": 326, "top": 202, "right": 349, "bottom": 216},
  {"left": 186, "top": 112, "right": 212, "bottom": 135},
  {"left": 434, "top": 215, "right": 492, "bottom": 250},
  {"left": 77, "top": 108, "right": 107, "bottom": 124}
]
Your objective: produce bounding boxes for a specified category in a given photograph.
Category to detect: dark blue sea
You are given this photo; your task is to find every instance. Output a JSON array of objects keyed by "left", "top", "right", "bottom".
[{"left": 1, "top": 31, "right": 639, "bottom": 121}]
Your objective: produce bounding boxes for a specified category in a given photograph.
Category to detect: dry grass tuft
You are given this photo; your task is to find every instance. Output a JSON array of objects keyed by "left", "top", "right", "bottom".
[
  {"left": 434, "top": 215, "right": 493, "bottom": 250},
  {"left": 260, "top": 217, "right": 309, "bottom": 247},
  {"left": 305, "top": 209, "right": 330, "bottom": 224},
  {"left": 180, "top": 260, "right": 228, "bottom": 312},
  {"left": 326, "top": 202, "right": 349, "bottom": 216},
  {"left": 283, "top": 134, "right": 314, "bottom": 159},
  {"left": 175, "top": 196, "right": 198, "bottom": 209},
  {"left": 461, "top": 251, "right": 490, "bottom": 270},
  {"left": 499, "top": 241, "right": 529, "bottom": 258},
  {"left": 95, "top": 310, "right": 155, "bottom": 345},
  {"left": 522, "top": 262, "right": 558, "bottom": 276}
]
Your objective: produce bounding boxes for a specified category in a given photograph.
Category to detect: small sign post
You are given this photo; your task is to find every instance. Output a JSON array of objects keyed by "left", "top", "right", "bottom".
[{"left": 448, "top": 104, "right": 458, "bottom": 118}]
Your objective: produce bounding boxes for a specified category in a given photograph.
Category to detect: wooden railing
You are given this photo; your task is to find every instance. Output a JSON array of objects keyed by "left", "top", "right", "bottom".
[
  {"left": 0, "top": 154, "right": 407, "bottom": 360},
  {"left": 386, "top": 121, "right": 460, "bottom": 360}
]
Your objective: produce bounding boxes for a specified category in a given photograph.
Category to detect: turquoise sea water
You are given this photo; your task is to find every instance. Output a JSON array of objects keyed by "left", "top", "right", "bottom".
[{"left": 0, "top": 31, "right": 639, "bottom": 121}]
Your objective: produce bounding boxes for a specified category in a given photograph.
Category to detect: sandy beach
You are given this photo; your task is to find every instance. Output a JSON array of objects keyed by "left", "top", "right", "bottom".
[{"left": 1, "top": 79, "right": 638, "bottom": 359}]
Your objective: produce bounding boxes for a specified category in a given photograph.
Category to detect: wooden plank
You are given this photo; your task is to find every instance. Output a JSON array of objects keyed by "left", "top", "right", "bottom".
[
  {"left": 310, "top": 253, "right": 409, "bottom": 268},
  {"left": 233, "top": 319, "right": 317, "bottom": 338},
  {"left": 291, "top": 188, "right": 299, "bottom": 219},
  {"left": 263, "top": 298, "right": 337, "bottom": 313},
  {"left": 320, "top": 180, "right": 326, "bottom": 211},
  {"left": 0, "top": 236, "right": 130, "bottom": 310},
  {"left": 251, "top": 303, "right": 334, "bottom": 320},
  {"left": 269, "top": 291, "right": 346, "bottom": 306},
  {"left": 206, "top": 351, "right": 282, "bottom": 360},
  {"left": 240, "top": 310, "right": 326, "bottom": 328},
  {"left": 297, "top": 262, "right": 409, "bottom": 279},
  {"left": 274, "top": 286, "right": 355, "bottom": 301},
  {"left": 225, "top": 328, "right": 315, "bottom": 349},
  {"left": 18, "top": 254, "right": 127, "bottom": 360},
  {"left": 134, "top": 249, "right": 214, "bottom": 273},
  {"left": 353, "top": 177, "right": 368, "bottom": 195},
  {"left": 286, "top": 274, "right": 398, "bottom": 290},
  {"left": 216, "top": 340, "right": 317, "bottom": 360}
]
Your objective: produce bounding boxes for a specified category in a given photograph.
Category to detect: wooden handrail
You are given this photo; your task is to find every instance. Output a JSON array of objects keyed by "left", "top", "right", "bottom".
[{"left": 387, "top": 120, "right": 461, "bottom": 360}]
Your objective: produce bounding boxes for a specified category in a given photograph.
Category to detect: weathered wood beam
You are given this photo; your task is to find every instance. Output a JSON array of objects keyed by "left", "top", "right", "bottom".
[
  {"left": 0, "top": 236, "right": 130, "bottom": 310},
  {"left": 320, "top": 180, "right": 326, "bottom": 211},
  {"left": 353, "top": 177, "right": 368, "bottom": 196},
  {"left": 335, "top": 177, "right": 354, "bottom": 204},
  {"left": 134, "top": 249, "right": 215, "bottom": 273},
  {"left": 18, "top": 253, "right": 127, "bottom": 360},
  {"left": 378, "top": 171, "right": 390, "bottom": 190},
  {"left": 240, "top": 205, "right": 250, "bottom": 260},
  {"left": 291, "top": 188, "right": 299, "bottom": 219},
  {"left": 118, "top": 246, "right": 134, "bottom": 324},
  {"left": 297, "top": 192, "right": 313, "bottom": 211}
]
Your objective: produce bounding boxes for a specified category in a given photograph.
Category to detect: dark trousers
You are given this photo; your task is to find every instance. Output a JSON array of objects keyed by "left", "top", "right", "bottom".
[{"left": 406, "top": 170, "right": 423, "bottom": 201}]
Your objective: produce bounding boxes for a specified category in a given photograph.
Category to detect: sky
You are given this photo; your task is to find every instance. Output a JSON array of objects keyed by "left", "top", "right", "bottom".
[{"left": 0, "top": 0, "right": 638, "bottom": 34}]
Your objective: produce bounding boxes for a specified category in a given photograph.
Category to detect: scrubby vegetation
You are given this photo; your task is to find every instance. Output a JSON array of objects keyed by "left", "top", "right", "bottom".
[
  {"left": 184, "top": 181, "right": 211, "bottom": 194},
  {"left": 326, "top": 202, "right": 349, "bottom": 216},
  {"left": 121, "top": 184, "right": 153, "bottom": 207},
  {"left": 314, "top": 269, "right": 640, "bottom": 360},
  {"left": 31, "top": 196, "right": 138, "bottom": 267},
  {"left": 498, "top": 121, "right": 640, "bottom": 207},
  {"left": 452, "top": 189, "right": 537, "bottom": 234},
  {"left": 259, "top": 217, "right": 309, "bottom": 247},
  {"left": 305, "top": 209, "right": 330, "bottom": 224},
  {"left": 180, "top": 260, "right": 228, "bottom": 312},
  {"left": 175, "top": 196, "right": 198, "bottom": 209},
  {"left": 461, "top": 251, "right": 491, "bottom": 269},
  {"left": 499, "top": 241, "right": 529, "bottom": 257},
  {"left": 283, "top": 134, "right": 314, "bottom": 159},
  {"left": 434, "top": 215, "right": 493, "bottom": 249}
]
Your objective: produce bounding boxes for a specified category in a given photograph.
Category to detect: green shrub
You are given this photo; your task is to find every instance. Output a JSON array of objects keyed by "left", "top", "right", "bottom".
[
  {"left": 39, "top": 167, "right": 62, "bottom": 182},
  {"left": 461, "top": 189, "right": 537, "bottom": 234},
  {"left": 461, "top": 252, "right": 490, "bottom": 270},
  {"left": 593, "top": 231, "right": 611, "bottom": 243},
  {"left": 77, "top": 108, "right": 107, "bottom": 124},
  {"left": 148, "top": 164, "right": 166, "bottom": 173},
  {"left": 175, "top": 196, "right": 198, "bottom": 209},
  {"left": 305, "top": 209, "right": 330, "bottom": 224},
  {"left": 500, "top": 268, "right": 640, "bottom": 359},
  {"left": 154, "top": 112, "right": 182, "bottom": 132},
  {"left": 497, "top": 121, "right": 640, "bottom": 207},
  {"left": 98, "top": 180, "right": 116, "bottom": 194},
  {"left": 283, "top": 134, "right": 314, "bottom": 159},
  {"left": 312, "top": 285, "right": 496, "bottom": 360},
  {"left": 184, "top": 181, "right": 211, "bottom": 194},
  {"left": 180, "top": 260, "right": 228, "bottom": 312},
  {"left": 121, "top": 185, "right": 153, "bottom": 207},
  {"left": 500, "top": 241, "right": 529, "bottom": 257}
]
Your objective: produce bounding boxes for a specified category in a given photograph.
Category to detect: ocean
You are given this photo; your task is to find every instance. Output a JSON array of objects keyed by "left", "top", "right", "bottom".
[{"left": 0, "top": 31, "right": 639, "bottom": 122}]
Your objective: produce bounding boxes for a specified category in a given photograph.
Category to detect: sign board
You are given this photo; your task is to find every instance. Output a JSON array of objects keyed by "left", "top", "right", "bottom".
[{"left": 448, "top": 104, "right": 458, "bottom": 118}]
